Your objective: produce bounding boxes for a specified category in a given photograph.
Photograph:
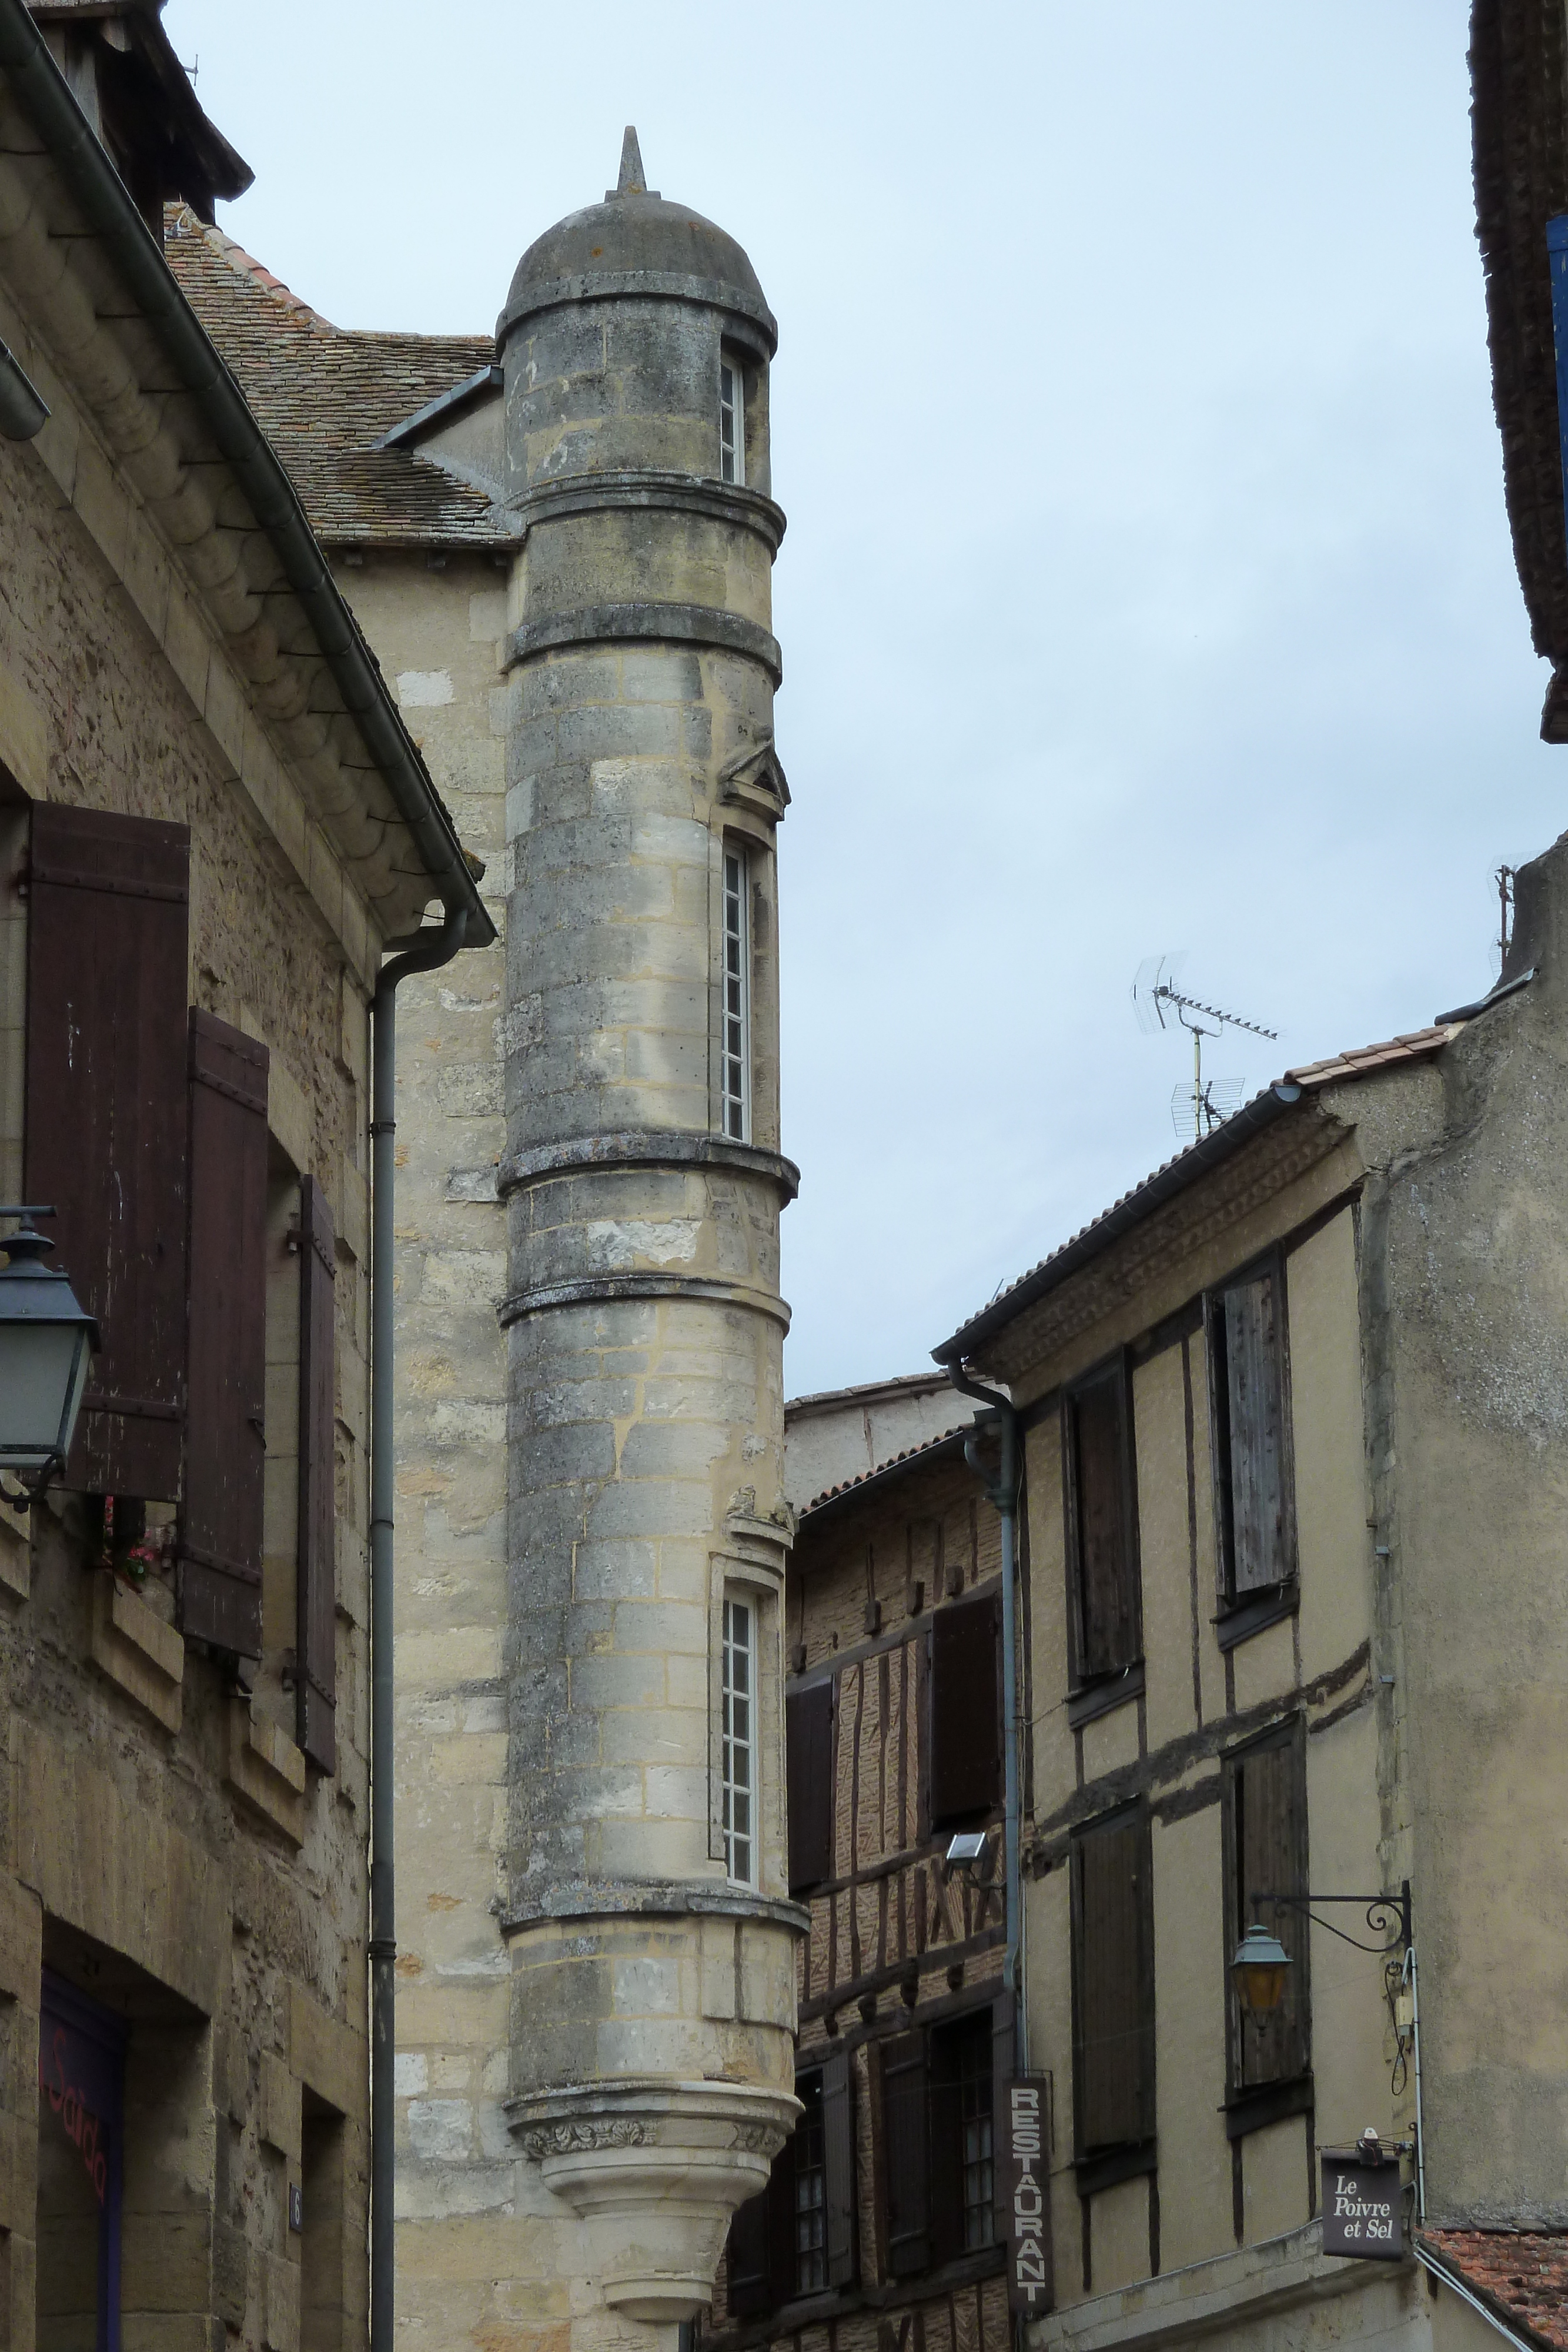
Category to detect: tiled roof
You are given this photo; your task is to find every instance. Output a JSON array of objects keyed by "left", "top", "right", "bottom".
[
  {"left": 1422, "top": 2229, "right": 1568, "bottom": 2351},
  {"left": 936, "top": 1022, "right": 1461, "bottom": 1366},
  {"left": 164, "top": 209, "right": 506, "bottom": 546},
  {"left": 800, "top": 1425, "right": 972, "bottom": 1523}
]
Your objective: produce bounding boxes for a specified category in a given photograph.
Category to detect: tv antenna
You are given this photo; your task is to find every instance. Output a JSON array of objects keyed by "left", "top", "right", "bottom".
[{"left": 1132, "top": 954, "right": 1279, "bottom": 1141}]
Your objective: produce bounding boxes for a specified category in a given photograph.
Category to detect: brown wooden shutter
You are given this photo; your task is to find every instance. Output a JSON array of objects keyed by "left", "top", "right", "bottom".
[
  {"left": 726, "top": 2178, "right": 774, "bottom": 2317},
  {"left": 1072, "top": 1809, "right": 1155, "bottom": 2154},
  {"left": 929, "top": 1591, "right": 1001, "bottom": 1829},
  {"left": 991, "top": 1990, "right": 1017, "bottom": 2250},
  {"left": 787, "top": 1681, "right": 834, "bottom": 1893},
  {"left": 179, "top": 1010, "right": 268, "bottom": 1655},
  {"left": 880, "top": 2027, "right": 931, "bottom": 2278},
  {"left": 822, "top": 2043, "right": 855, "bottom": 2288},
  {"left": 1067, "top": 1361, "right": 1140, "bottom": 1679},
  {"left": 24, "top": 804, "right": 189, "bottom": 1498},
  {"left": 1233, "top": 1726, "right": 1311, "bottom": 2090},
  {"left": 1221, "top": 1267, "right": 1292, "bottom": 1593},
  {"left": 296, "top": 1174, "right": 336, "bottom": 1772}
]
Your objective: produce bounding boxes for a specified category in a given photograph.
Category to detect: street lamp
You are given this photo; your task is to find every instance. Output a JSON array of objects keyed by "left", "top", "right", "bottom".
[
  {"left": 0, "top": 1209, "right": 99, "bottom": 1504},
  {"left": 1231, "top": 1922, "right": 1292, "bottom": 2016}
]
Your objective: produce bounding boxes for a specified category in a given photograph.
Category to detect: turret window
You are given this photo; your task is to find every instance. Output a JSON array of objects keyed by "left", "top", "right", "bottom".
[
  {"left": 720, "top": 358, "right": 745, "bottom": 485},
  {"left": 721, "top": 847, "right": 750, "bottom": 1141},
  {"left": 722, "top": 1590, "right": 756, "bottom": 1885}
]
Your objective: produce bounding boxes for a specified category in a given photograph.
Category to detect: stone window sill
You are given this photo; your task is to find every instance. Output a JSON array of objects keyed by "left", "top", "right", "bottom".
[{"left": 88, "top": 1573, "right": 183, "bottom": 1733}]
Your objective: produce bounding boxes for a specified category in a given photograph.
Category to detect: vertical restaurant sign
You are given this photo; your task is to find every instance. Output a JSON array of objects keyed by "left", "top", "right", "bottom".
[
  {"left": 1319, "top": 2155, "right": 1404, "bottom": 2259},
  {"left": 1001, "top": 2076, "right": 1054, "bottom": 2314}
]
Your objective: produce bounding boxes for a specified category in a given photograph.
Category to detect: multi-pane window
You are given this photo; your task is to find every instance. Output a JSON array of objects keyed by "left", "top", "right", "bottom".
[
  {"left": 722, "top": 1591, "right": 755, "bottom": 1885},
  {"left": 720, "top": 356, "right": 744, "bottom": 484},
  {"left": 1208, "top": 1254, "right": 1296, "bottom": 1601},
  {"left": 726, "top": 2052, "right": 855, "bottom": 2313},
  {"left": 954, "top": 2015, "right": 995, "bottom": 2251},
  {"left": 1071, "top": 1808, "right": 1155, "bottom": 2160},
  {"left": 721, "top": 847, "right": 750, "bottom": 1141},
  {"left": 1064, "top": 1354, "right": 1141, "bottom": 1686},
  {"left": 793, "top": 2073, "right": 827, "bottom": 2293},
  {"left": 1223, "top": 1720, "right": 1310, "bottom": 2094},
  {"left": 881, "top": 2002, "right": 1009, "bottom": 2278}
]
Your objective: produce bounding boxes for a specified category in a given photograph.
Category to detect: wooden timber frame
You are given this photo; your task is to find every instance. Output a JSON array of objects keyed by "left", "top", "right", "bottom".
[{"left": 703, "top": 1441, "right": 1022, "bottom": 2352}]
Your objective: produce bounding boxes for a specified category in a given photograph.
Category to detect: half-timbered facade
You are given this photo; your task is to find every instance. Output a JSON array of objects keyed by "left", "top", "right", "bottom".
[
  {"left": 935, "top": 930, "right": 1568, "bottom": 2352},
  {"left": 708, "top": 1434, "right": 1019, "bottom": 2352}
]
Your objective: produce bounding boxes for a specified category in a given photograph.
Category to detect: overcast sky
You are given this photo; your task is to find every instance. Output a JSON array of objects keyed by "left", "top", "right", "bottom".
[{"left": 162, "top": 0, "right": 1560, "bottom": 1400}]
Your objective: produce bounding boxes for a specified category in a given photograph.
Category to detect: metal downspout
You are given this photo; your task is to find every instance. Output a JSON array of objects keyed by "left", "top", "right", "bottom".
[
  {"left": 369, "top": 906, "right": 470, "bottom": 2352},
  {"left": 944, "top": 1366, "right": 1025, "bottom": 2063}
]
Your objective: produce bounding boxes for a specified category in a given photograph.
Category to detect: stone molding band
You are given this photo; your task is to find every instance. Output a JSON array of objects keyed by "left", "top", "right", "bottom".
[
  {"left": 501, "top": 1880, "right": 810, "bottom": 1936},
  {"left": 504, "top": 601, "right": 783, "bottom": 687},
  {"left": 509, "top": 469, "right": 787, "bottom": 557},
  {"left": 497, "top": 272, "right": 778, "bottom": 355},
  {"left": 498, "top": 1270, "right": 792, "bottom": 1332},
  {"left": 499, "top": 1129, "right": 801, "bottom": 1202}
]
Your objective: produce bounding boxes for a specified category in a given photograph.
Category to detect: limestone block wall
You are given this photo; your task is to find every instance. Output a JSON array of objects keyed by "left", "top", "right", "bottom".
[{"left": 0, "top": 370, "right": 379, "bottom": 2347}]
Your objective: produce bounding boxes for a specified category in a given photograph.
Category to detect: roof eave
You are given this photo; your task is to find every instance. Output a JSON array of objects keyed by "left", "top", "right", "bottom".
[{"left": 0, "top": 0, "right": 494, "bottom": 949}]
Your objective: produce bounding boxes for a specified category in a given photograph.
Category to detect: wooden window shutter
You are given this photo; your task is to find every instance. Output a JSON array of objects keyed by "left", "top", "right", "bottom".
[
  {"left": 927, "top": 2020, "right": 964, "bottom": 2269},
  {"left": 179, "top": 1010, "right": 268, "bottom": 1655},
  {"left": 24, "top": 804, "right": 190, "bottom": 1498},
  {"left": 928, "top": 1591, "right": 1001, "bottom": 1829},
  {"left": 1065, "top": 1359, "right": 1140, "bottom": 1680},
  {"left": 1231, "top": 1726, "right": 1311, "bottom": 2090},
  {"left": 1072, "top": 1810, "right": 1155, "bottom": 2154},
  {"left": 880, "top": 2027, "right": 931, "bottom": 2278},
  {"left": 726, "top": 2175, "right": 774, "bottom": 2318},
  {"left": 787, "top": 1681, "right": 834, "bottom": 1893},
  {"left": 822, "top": 2043, "right": 855, "bottom": 2287},
  {"left": 296, "top": 1175, "right": 336, "bottom": 1772},
  {"left": 990, "top": 1990, "right": 1017, "bottom": 2251},
  {"left": 1214, "top": 1265, "right": 1293, "bottom": 1595}
]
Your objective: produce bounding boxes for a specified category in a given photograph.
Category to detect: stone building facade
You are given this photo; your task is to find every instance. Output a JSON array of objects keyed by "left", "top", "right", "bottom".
[
  {"left": 0, "top": 2, "right": 488, "bottom": 2347},
  {"left": 173, "top": 125, "right": 801, "bottom": 2350}
]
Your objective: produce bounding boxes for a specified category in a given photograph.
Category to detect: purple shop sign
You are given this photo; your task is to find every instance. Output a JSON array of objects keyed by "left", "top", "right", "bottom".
[
  {"left": 1001, "top": 2076, "right": 1055, "bottom": 2315},
  {"left": 39, "top": 1969, "right": 127, "bottom": 2351}
]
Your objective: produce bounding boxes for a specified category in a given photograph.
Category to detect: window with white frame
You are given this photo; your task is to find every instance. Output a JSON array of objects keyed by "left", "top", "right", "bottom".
[
  {"left": 722, "top": 1591, "right": 756, "bottom": 1885},
  {"left": 720, "top": 356, "right": 745, "bottom": 485},
  {"left": 721, "top": 847, "right": 750, "bottom": 1141}
]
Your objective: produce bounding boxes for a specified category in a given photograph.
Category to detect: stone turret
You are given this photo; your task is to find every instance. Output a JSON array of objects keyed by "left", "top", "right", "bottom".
[{"left": 496, "top": 131, "right": 803, "bottom": 2333}]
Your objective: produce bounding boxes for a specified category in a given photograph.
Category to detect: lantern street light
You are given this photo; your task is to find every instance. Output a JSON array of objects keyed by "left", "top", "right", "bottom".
[
  {"left": 0, "top": 1208, "right": 99, "bottom": 1504},
  {"left": 1231, "top": 1922, "right": 1293, "bottom": 2015}
]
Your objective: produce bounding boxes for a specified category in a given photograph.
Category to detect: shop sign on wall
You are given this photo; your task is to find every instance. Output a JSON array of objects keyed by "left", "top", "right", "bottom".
[
  {"left": 1001, "top": 2076, "right": 1055, "bottom": 2314},
  {"left": 1320, "top": 2154, "right": 1405, "bottom": 2259}
]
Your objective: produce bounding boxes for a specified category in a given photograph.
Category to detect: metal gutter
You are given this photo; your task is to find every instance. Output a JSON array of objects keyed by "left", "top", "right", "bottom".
[
  {"left": 369, "top": 908, "right": 470, "bottom": 2352},
  {"left": 933, "top": 1084, "right": 1301, "bottom": 1369},
  {"left": 1434, "top": 965, "right": 1536, "bottom": 1025},
  {"left": 0, "top": 0, "right": 494, "bottom": 946}
]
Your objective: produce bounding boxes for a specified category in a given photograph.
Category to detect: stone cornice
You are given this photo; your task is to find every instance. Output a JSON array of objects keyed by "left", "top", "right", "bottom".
[
  {"left": 978, "top": 1112, "right": 1354, "bottom": 1388},
  {"left": 502, "top": 1880, "right": 808, "bottom": 1936},
  {"left": 498, "top": 270, "right": 777, "bottom": 356},
  {"left": 497, "top": 1269, "right": 792, "bottom": 1332},
  {"left": 499, "top": 1129, "right": 800, "bottom": 1201},
  {"left": 504, "top": 600, "right": 782, "bottom": 686},
  {"left": 510, "top": 469, "right": 786, "bottom": 557}
]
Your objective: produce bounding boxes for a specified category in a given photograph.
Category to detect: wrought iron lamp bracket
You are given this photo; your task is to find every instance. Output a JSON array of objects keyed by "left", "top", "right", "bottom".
[{"left": 1250, "top": 1879, "right": 1412, "bottom": 1959}]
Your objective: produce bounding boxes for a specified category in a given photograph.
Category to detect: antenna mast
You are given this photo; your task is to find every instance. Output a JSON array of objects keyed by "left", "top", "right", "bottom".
[{"left": 1131, "top": 957, "right": 1279, "bottom": 1139}]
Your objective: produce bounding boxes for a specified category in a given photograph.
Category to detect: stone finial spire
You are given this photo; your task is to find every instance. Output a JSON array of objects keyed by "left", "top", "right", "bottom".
[{"left": 609, "top": 125, "right": 658, "bottom": 201}]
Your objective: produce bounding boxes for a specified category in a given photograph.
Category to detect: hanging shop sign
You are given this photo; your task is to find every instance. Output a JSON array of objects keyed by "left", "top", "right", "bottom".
[
  {"left": 1320, "top": 2152, "right": 1405, "bottom": 2259},
  {"left": 1001, "top": 2076, "right": 1055, "bottom": 2314}
]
